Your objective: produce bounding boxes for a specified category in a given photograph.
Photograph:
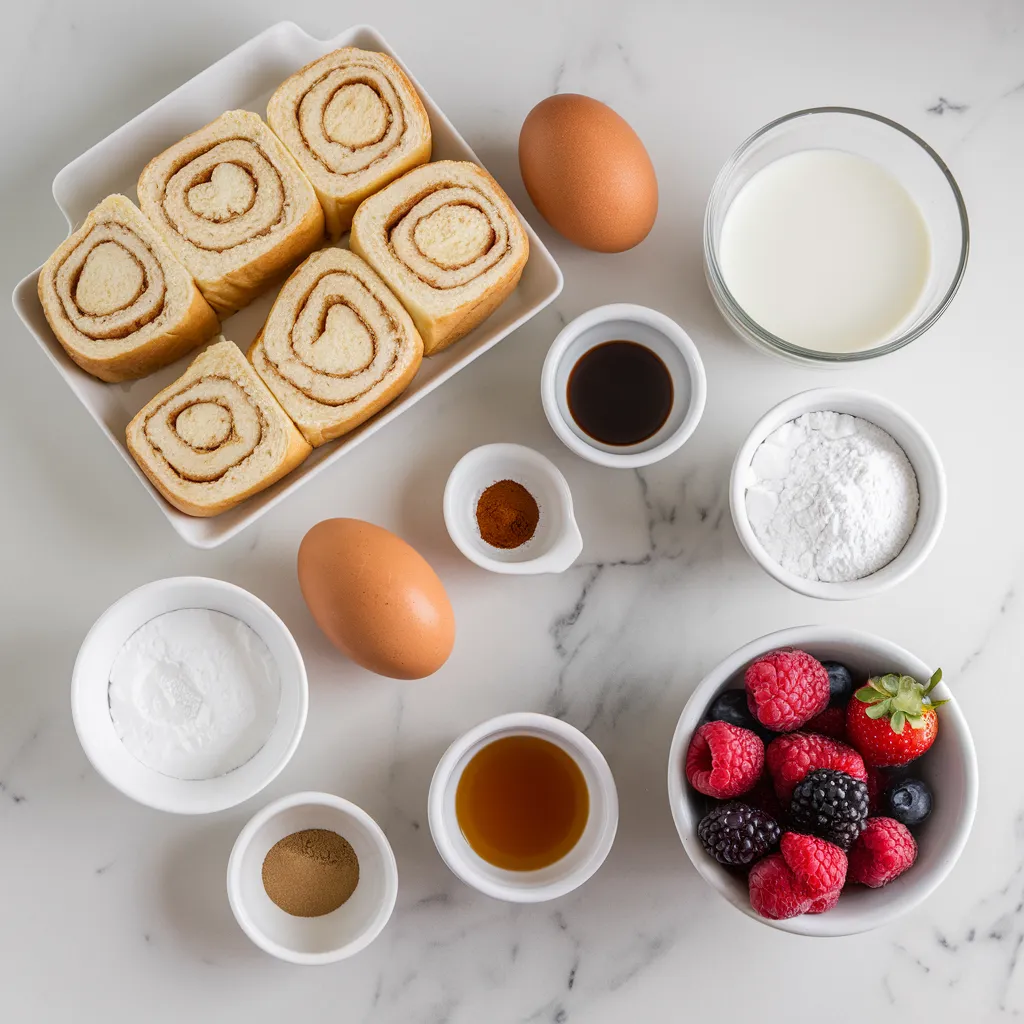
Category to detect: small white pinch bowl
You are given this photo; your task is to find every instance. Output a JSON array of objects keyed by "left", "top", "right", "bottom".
[
  {"left": 227, "top": 791, "right": 398, "bottom": 965},
  {"left": 71, "top": 577, "right": 308, "bottom": 814},
  {"left": 668, "top": 626, "right": 978, "bottom": 937},
  {"left": 730, "top": 388, "right": 947, "bottom": 600},
  {"left": 428, "top": 712, "right": 618, "bottom": 902},
  {"left": 444, "top": 443, "right": 582, "bottom": 574},
  {"left": 541, "top": 303, "right": 707, "bottom": 468}
]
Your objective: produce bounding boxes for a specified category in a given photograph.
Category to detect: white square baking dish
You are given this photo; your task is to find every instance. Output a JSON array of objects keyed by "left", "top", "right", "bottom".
[{"left": 12, "top": 21, "right": 563, "bottom": 549}]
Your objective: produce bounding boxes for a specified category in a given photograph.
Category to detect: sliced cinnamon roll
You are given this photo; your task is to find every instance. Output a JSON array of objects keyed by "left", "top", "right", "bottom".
[
  {"left": 137, "top": 111, "right": 324, "bottom": 317},
  {"left": 350, "top": 160, "right": 529, "bottom": 355},
  {"left": 249, "top": 248, "right": 423, "bottom": 447},
  {"left": 126, "top": 339, "right": 311, "bottom": 517},
  {"left": 268, "top": 47, "right": 432, "bottom": 240},
  {"left": 37, "top": 195, "right": 219, "bottom": 382}
]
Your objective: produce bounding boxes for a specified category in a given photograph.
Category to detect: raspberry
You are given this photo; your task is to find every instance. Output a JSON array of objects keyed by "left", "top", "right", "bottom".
[
  {"left": 779, "top": 832, "right": 848, "bottom": 897},
  {"left": 806, "top": 706, "right": 847, "bottom": 741},
  {"left": 685, "top": 721, "right": 764, "bottom": 799},
  {"left": 748, "top": 853, "right": 812, "bottom": 920},
  {"left": 848, "top": 817, "right": 918, "bottom": 887},
  {"left": 745, "top": 649, "right": 830, "bottom": 732},
  {"left": 766, "top": 732, "right": 867, "bottom": 803},
  {"left": 698, "top": 803, "right": 780, "bottom": 867},
  {"left": 807, "top": 888, "right": 841, "bottom": 914}
]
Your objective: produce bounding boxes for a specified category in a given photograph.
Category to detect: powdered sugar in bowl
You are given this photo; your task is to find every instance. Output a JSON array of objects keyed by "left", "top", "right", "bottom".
[
  {"left": 72, "top": 577, "right": 308, "bottom": 813},
  {"left": 730, "top": 389, "right": 946, "bottom": 600}
]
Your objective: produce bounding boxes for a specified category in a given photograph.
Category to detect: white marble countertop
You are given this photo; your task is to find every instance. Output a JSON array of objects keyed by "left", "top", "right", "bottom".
[{"left": 2, "top": 1, "right": 1023, "bottom": 1020}]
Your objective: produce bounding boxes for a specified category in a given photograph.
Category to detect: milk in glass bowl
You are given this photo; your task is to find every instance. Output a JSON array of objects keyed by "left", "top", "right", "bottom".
[{"left": 703, "top": 107, "right": 969, "bottom": 364}]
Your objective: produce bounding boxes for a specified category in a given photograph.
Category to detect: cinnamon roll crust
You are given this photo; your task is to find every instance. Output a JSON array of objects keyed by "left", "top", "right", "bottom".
[
  {"left": 350, "top": 161, "right": 529, "bottom": 354},
  {"left": 38, "top": 194, "right": 219, "bottom": 382},
  {"left": 249, "top": 248, "right": 423, "bottom": 446},
  {"left": 138, "top": 111, "right": 324, "bottom": 317},
  {"left": 268, "top": 48, "right": 431, "bottom": 239},
  {"left": 126, "top": 339, "right": 311, "bottom": 516}
]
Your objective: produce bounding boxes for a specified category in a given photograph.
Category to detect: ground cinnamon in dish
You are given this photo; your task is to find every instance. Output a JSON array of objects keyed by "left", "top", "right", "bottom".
[
  {"left": 261, "top": 828, "right": 359, "bottom": 917},
  {"left": 476, "top": 480, "right": 540, "bottom": 549}
]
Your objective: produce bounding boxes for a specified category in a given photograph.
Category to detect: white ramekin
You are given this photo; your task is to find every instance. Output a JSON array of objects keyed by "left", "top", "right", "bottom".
[
  {"left": 730, "top": 388, "right": 947, "bottom": 600},
  {"left": 443, "top": 443, "right": 583, "bottom": 574},
  {"left": 541, "top": 303, "right": 707, "bottom": 468},
  {"left": 667, "top": 626, "right": 978, "bottom": 937},
  {"left": 428, "top": 713, "right": 618, "bottom": 902},
  {"left": 71, "top": 577, "right": 308, "bottom": 814},
  {"left": 227, "top": 791, "right": 398, "bottom": 965}
]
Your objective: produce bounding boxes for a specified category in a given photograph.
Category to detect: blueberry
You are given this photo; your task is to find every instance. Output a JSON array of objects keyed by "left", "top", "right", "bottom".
[
  {"left": 823, "top": 661, "right": 855, "bottom": 706},
  {"left": 883, "top": 777, "right": 933, "bottom": 827},
  {"left": 706, "top": 689, "right": 756, "bottom": 729},
  {"left": 706, "top": 689, "right": 772, "bottom": 740}
]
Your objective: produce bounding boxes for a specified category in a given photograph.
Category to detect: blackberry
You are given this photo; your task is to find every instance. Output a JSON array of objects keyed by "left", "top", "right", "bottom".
[
  {"left": 823, "top": 661, "right": 855, "bottom": 706},
  {"left": 789, "top": 769, "right": 869, "bottom": 850},
  {"left": 697, "top": 802, "right": 781, "bottom": 867},
  {"left": 706, "top": 689, "right": 772, "bottom": 740},
  {"left": 884, "top": 777, "right": 933, "bottom": 827}
]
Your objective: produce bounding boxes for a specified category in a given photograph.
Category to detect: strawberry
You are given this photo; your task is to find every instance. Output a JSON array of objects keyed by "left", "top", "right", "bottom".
[{"left": 846, "top": 669, "right": 948, "bottom": 768}]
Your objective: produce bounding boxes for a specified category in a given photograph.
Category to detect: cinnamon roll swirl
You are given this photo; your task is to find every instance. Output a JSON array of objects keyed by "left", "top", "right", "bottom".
[
  {"left": 349, "top": 161, "right": 529, "bottom": 354},
  {"left": 268, "top": 47, "right": 432, "bottom": 240},
  {"left": 137, "top": 111, "right": 324, "bottom": 317},
  {"left": 37, "top": 195, "right": 219, "bottom": 382},
  {"left": 249, "top": 248, "right": 423, "bottom": 446},
  {"left": 126, "top": 339, "right": 311, "bottom": 517}
]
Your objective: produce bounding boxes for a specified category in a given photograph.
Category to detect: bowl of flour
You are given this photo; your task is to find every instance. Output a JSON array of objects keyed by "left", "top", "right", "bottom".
[
  {"left": 730, "top": 389, "right": 946, "bottom": 599},
  {"left": 72, "top": 577, "right": 308, "bottom": 813}
]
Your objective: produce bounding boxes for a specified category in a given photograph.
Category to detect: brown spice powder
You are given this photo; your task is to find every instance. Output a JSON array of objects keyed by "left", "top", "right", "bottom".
[
  {"left": 262, "top": 828, "right": 359, "bottom": 918},
  {"left": 476, "top": 479, "right": 540, "bottom": 549}
]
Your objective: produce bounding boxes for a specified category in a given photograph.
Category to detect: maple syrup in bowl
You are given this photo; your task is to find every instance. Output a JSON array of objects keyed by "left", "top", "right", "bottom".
[{"left": 428, "top": 713, "right": 618, "bottom": 902}]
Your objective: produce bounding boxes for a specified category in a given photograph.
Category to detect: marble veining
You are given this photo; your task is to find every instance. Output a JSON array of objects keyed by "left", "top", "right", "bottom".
[{"left": 2, "top": 1, "right": 1024, "bottom": 1022}]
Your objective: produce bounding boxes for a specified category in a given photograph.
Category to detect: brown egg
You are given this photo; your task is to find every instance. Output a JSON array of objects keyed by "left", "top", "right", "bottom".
[
  {"left": 518, "top": 94, "right": 658, "bottom": 253},
  {"left": 297, "top": 518, "right": 455, "bottom": 680}
]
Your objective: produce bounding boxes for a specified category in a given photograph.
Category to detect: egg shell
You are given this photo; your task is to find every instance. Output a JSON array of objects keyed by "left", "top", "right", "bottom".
[
  {"left": 297, "top": 518, "right": 455, "bottom": 680},
  {"left": 518, "top": 93, "right": 658, "bottom": 253}
]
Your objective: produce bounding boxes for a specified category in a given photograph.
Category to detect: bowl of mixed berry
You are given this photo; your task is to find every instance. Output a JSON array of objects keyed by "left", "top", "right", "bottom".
[{"left": 667, "top": 626, "right": 977, "bottom": 935}]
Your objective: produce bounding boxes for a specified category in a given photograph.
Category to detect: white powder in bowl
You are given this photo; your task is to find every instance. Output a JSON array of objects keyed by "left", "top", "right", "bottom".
[
  {"left": 108, "top": 608, "right": 280, "bottom": 780},
  {"left": 744, "top": 410, "right": 919, "bottom": 583}
]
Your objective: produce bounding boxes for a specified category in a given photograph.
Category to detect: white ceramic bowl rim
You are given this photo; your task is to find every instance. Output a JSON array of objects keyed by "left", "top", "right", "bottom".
[
  {"left": 541, "top": 303, "right": 707, "bottom": 468},
  {"left": 71, "top": 576, "right": 308, "bottom": 814},
  {"left": 428, "top": 712, "right": 618, "bottom": 902},
  {"left": 667, "top": 625, "right": 979, "bottom": 937},
  {"left": 729, "top": 388, "right": 948, "bottom": 600},
  {"left": 226, "top": 791, "right": 399, "bottom": 965}
]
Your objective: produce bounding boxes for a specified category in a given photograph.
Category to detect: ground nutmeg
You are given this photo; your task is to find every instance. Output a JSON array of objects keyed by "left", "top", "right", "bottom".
[
  {"left": 261, "top": 828, "right": 360, "bottom": 918},
  {"left": 476, "top": 479, "right": 540, "bottom": 549}
]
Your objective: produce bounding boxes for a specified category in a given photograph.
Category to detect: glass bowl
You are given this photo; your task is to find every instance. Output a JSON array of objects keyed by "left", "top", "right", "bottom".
[{"left": 703, "top": 107, "right": 969, "bottom": 364}]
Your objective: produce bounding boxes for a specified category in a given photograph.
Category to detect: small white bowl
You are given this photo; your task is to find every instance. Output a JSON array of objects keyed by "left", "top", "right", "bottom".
[
  {"left": 443, "top": 443, "right": 583, "bottom": 574},
  {"left": 227, "top": 791, "right": 398, "bottom": 964},
  {"left": 71, "top": 577, "right": 308, "bottom": 814},
  {"left": 667, "top": 626, "right": 978, "bottom": 937},
  {"left": 428, "top": 712, "right": 618, "bottom": 902},
  {"left": 730, "top": 388, "right": 947, "bottom": 599},
  {"left": 541, "top": 303, "right": 707, "bottom": 468}
]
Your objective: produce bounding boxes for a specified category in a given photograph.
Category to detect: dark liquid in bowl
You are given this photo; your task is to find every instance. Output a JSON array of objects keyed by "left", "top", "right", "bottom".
[{"left": 567, "top": 340, "right": 674, "bottom": 446}]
